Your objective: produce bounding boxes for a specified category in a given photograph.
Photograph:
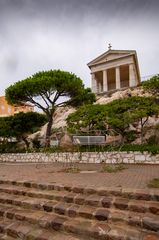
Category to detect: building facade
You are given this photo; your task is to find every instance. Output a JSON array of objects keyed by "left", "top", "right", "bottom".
[
  {"left": 0, "top": 96, "right": 34, "bottom": 117},
  {"left": 87, "top": 48, "right": 141, "bottom": 94}
]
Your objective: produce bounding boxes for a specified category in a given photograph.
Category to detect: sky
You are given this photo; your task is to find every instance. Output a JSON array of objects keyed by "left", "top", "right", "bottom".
[{"left": 0, "top": 0, "right": 159, "bottom": 96}]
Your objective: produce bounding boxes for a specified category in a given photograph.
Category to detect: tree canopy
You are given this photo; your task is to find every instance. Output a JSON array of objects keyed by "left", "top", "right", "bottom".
[
  {"left": 0, "top": 112, "right": 47, "bottom": 149},
  {"left": 67, "top": 96, "right": 159, "bottom": 143},
  {"left": 5, "top": 70, "right": 96, "bottom": 146},
  {"left": 67, "top": 104, "right": 107, "bottom": 134},
  {"left": 142, "top": 74, "right": 159, "bottom": 96},
  {"left": 106, "top": 96, "right": 158, "bottom": 142}
]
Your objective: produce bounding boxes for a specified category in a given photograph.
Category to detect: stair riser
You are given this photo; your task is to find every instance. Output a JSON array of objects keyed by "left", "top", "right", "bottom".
[
  {"left": 0, "top": 189, "right": 158, "bottom": 217},
  {"left": 3, "top": 209, "right": 159, "bottom": 240},
  {"left": 0, "top": 210, "right": 115, "bottom": 240},
  {"left": 0, "top": 201, "right": 159, "bottom": 233},
  {"left": 0, "top": 180, "right": 159, "bottom": 202}
]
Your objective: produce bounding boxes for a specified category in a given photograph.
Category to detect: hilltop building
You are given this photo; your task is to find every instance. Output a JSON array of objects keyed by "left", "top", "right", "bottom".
[
  {"left": 0, "top": 96, "right": 34, "bottom": 117},
  {"left": 87, "top": 45, "right": 141, "bottom": 95}
]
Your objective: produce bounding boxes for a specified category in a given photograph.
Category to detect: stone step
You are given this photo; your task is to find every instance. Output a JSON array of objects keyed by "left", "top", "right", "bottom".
[
  {"left": 0, "top": 204, "right": 158, "bottom": 240},
  {"left": 0, "top": 179, "right": 159, "bottom": 202},
  {"left": 0, "top": 217, "right": 83, "bottom": 240},
  {"left": 0, "top": 184, "right": 158, "bottom": 217},
  {"left": 0, "top": 192, "right": 159, "bottom": 233},
  {"left": 0, "top": 235, "right": 16, "bottom": 240}
]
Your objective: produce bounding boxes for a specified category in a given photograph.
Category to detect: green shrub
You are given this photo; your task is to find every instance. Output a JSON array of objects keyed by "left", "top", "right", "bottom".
[
  {"left": 0, "top": 142, "right": 26, "bottom": 153},
  {"left": 148, "top": 178, "right": 159, "bottom": 188},
  {"left": 125, "top": 131, "right": 137, "bottom": 142},
  {"left": 79, "top": 144, "right": 159, "bottom": 155},
  {"left": 60, "top": 167, "right": 80, "bottom": 173},
  {"left": 32, "top": 138, "right": 41, "bottom": 149},
  {"left": 146, "top": 135, "right": 158, "bottom": 145},
  {"left": 101, "top": 164, "right": 127, "bottom": 173}
]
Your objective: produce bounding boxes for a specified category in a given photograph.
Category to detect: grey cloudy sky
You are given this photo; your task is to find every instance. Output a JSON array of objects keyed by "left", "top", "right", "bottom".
[{"left": 0, "top": 0, "right": 159, "bottom": 95}]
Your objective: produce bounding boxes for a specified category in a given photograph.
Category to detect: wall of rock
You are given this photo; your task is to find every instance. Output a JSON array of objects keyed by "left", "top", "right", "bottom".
[{"left": 0, "top": 152, "right": 159, "bottom": 164}]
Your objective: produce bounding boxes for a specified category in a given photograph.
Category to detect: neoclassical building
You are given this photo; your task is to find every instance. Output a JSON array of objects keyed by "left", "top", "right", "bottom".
[{"left": 87, "top": 46, "right": 141, "bottom": 94}]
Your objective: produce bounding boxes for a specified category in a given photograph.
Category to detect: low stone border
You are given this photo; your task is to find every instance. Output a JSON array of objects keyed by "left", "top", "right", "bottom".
[{"left": 0, "top": 152, "right": 159, "bottom": 164}]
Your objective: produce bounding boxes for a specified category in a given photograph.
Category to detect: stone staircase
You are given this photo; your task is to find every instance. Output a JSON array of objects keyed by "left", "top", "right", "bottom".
[{"left": 0, "top": 180, "right": 158, "bottom": 239}]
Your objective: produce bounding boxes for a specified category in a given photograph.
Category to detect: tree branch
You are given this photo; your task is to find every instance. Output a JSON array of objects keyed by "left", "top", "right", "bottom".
[
  {"left": 26, "top": 96, "right": 49, "bottom": 114},
  {"left": 141, "top": 116, "right": 149, "bottom": 128},
  {"left": 55, "top": 100, "right": 69, "bottom": 107},
  {"left": 39, "top": 93, "right": 50, "bottom": 108}
]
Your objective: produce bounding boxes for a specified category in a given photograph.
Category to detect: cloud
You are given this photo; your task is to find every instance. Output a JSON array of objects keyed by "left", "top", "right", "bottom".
[{"left": 0, "top": 0, "right": 159, "bottom": 95}]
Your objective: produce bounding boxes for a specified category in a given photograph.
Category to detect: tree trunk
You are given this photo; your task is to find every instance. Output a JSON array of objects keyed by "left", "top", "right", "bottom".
[
  {"left": 45, "top": 114, "right": 53, "bottom": 147},
  {"left": 140, "top": 117, "right": 148, "bottom": 144}
]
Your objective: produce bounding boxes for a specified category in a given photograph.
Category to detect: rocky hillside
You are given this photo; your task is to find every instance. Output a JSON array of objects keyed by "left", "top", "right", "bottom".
[{"left": 29, "top": 86, "right": 158, "bottom": 144}]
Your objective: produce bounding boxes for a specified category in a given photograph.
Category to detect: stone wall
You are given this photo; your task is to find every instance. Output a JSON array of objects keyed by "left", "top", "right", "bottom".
[{"left": 0, "top": 152, "right": 159, "bottom": 164}]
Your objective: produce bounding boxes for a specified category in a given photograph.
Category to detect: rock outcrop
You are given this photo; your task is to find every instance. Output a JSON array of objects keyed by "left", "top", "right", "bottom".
[{"left": 29, "top": 86, "right": 158, "bottom": 145}]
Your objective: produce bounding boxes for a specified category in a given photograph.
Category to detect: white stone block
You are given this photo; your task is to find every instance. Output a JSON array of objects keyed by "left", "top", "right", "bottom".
[{"left": 134, "top": 155, "right": 145, "bottom": 162}]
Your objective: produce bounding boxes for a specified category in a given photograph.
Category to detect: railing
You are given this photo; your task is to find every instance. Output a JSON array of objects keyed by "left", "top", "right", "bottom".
[{"left": 72, "top": 135, "right": 106, "bottom": 145}]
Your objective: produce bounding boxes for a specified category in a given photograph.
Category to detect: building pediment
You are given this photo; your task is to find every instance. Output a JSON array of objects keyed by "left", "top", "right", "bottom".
[
  {"left": 87, "top": 50, "right": 136, "bottom": 67},
  {"left": 88, "top": 48, "right": 141, "bottom": 95}
]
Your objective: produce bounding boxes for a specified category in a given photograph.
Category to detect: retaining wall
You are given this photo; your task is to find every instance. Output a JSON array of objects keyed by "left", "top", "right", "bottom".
[{"left": 0, "top": 152, "right": 159, "bottom": 164}]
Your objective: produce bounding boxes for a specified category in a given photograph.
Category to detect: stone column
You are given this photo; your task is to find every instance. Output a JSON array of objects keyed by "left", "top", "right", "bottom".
[
  {"left": 103, "top": 70, "right": 108, "bottom": 92},
  {"left": 129, "top": 64, "right": 136, "bottom": 87},
  {"left": 98, "top": 81, "right": 102, "bottom": 93},
  {"left": 115, "top": 67, "right": 120, "bottom": 89},
  {"left": 91, "top": 73, "right": 97, "bottom": 93}
]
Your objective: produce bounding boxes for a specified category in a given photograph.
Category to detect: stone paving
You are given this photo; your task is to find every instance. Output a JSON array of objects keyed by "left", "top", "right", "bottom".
[
  {"left": 0, "top": 179, "right": 158, "bottom": 239},
  {"left": 0, "top": 163, "right": 159, "bottom": 190},
  {"left": 0, "top": 163, "right": 158, "bottom": 239}
]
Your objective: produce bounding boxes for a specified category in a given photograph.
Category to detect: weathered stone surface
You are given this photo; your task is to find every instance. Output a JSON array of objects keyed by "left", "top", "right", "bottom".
[
  {"left": 54, "top": 203, "right": 70, "bottom": 215},
  {"left": 51, "top": 216, "right": 67, "bottom": 230},
  {"left": 39, "top": 214, "right": 55, "bottom": 228},
  {"left": 114, "top": 197, "right": 129, "bottom": 210},
  {"left": 85, "top": 195, "right": 103, "bottom": 207},
  {"left": 72, "top": 186, "right": 84, "bottom": 194},
  {"left": 101, "top": 197, "right": 113, "bottom": 208},
  {"left": 143, "top": 216, "right": 159, "bottom": 231},
  {"left": 0, "top": 178, "right": 159, "bottom": 239},
  {"left": 84, "top": 187, "right": 97, "bottom": 195},
  {"left": 129, "top": 200, "right": 147, "bottom": 213},
  {"left": 0, "top": 219, "right": 13, "bottom": 234},
  {"left": 64, "top": 219, "right": 92, "bottom": 236},
  {"left": 0, "top": 152, "right": 158, "bottom": 164},
  {"left": 149, "top": 202, "right": 159, "bottom": 215},
  {"left": 74, "top": 194, "right": 85, "bottom": 205},
  {"left": 143, "top": 234, "right": 159, "bottom": 240},
  {"left": 135, "top": 190, "right": 152, "bottom": 201},
  {"left": 5, "top": 209, "right": 15, "bottom": 220},
  {"left": 78, "top": 206, "right": 94, "bottom": 219},
  {"left": 24, "top": 211, "right": 45, "bottom": 224},
  {"left": 91, "top": 222, "right": 110, "bottom": 239},
  {"left": 107, "top": 227, "right": 127, "bottom": 240},
  {"left": 134, "top": 155, "right": 146, "bottom": 162},
  {"left": 94, "top": 209, "right": 109, "bottom": 221},
  {"left": 6, "top": 222, "right": 32, "bottom": 238},
  {"left": 127, "top": 213, "right": 142, "bottom": 227},
  {"left": 109, "top": 211, "right": 127, "bottom": 223},
  {"left": 64, "top": 193, "right": 76, "bottom": 203}
]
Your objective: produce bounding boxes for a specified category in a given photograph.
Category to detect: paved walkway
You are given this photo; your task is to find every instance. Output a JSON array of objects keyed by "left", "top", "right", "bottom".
[{"left": 0, "top": 163, "right": 159, "bottom": 190}]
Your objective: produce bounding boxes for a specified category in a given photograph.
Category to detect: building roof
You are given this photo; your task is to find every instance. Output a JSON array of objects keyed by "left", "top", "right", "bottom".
[
  {"left": 87, "top": 49, "right": 136, "bottom": 66},
  {"left": 87, "top": 49, "right": 141, "bottom": 82}
]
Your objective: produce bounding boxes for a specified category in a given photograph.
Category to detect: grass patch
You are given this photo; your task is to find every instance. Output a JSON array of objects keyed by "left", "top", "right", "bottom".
[
  {"left": 101, "top": 164, "right": 127, "bottom": 173},
  {"left": 147, "top": 178, "right": 159, "bottom": 188},
  {"left": 60, "top": 167, "right": 80, "bottom": 173}
]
